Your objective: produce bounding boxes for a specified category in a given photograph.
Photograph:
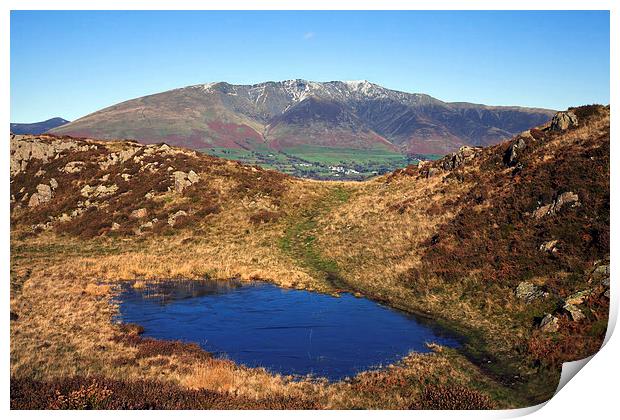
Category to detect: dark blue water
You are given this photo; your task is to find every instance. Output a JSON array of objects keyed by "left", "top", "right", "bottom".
[{"left": 116, "top": 279, "right": 459, "bottom": 380}]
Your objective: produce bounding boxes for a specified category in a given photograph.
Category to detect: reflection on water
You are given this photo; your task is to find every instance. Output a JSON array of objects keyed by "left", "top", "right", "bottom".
[{"left": 116, "top": 279, "right": 460, "bottom": 380}]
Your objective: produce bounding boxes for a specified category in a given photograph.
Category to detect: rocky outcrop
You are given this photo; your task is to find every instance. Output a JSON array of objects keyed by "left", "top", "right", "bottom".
[
  {"left": 550, "top": 111, "right": 578, "bottom": 131},
  {"left": 504, "top": 137, "right": 527, "bottom": 167},
  {"left": 63, "top": 161, "right": 85, "bottom": 174},
  {"left": 99, "top": 148, "right": 137, "bottom": 170},
  {"left": 28, "top": 184, "right": 53, "bottom": 207},
  {"left": 532, "top": 191, "right": 580, "bottom": 219},
  {"left": 10, "top": 135, "right": 95, "bottom": 175},
  {"left": 440, "top": 146, "right": 479, "bottom": 171},
  {"left": 80, "top": 184, "right": 119, "bottom": 198},
  {"left": 173, "top": 170, "right": 200, "bottom": 193}
]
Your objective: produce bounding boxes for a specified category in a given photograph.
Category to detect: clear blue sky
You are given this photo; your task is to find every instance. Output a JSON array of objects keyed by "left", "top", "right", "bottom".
[{"left": 11, "top": 10, "right": 609, "bottom": 123}]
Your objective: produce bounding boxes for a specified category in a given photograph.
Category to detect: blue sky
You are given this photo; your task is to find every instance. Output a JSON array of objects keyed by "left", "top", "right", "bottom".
[{"left": 11, "top": 10, "right": 609, "bottom": 122}]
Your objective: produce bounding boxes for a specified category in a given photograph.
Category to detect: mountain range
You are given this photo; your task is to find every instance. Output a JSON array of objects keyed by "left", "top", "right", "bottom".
[
  {"left": 49, "top": 80, "right": 555, "bottom": 155},
  {"left": 10, "top": 117, "right": 69, "bottom": 135}
]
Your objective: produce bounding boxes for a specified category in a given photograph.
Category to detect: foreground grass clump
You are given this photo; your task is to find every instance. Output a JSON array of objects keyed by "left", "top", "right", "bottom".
[
  {"left": 11, "top": 376, "right": 319, "bottom": 410},
  {"left": 410, "top": 384, "right": 494, "bottom": 410}
]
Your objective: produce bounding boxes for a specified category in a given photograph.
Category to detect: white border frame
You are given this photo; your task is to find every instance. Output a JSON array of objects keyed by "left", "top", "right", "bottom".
[{"left": 2, "top": 2, "right": 616, "bottom": 419}]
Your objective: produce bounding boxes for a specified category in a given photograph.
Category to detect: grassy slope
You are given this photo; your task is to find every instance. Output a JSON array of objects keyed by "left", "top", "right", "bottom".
[{"left": 10, "top": 106, "right": 609, "bottom": 409}]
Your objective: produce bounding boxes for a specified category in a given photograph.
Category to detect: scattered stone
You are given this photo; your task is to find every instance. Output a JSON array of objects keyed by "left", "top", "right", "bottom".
[
  {"left": 168, "top": 210, "right": 188, "bottom": 227},
  {"left": 130, "top": 208, "right": 148, "bottom": 219},
  {"left": 111, "top": 222, "right": 121, "bottom": 231},
  {"left": 504, "top": 138, "right": 526, "bottom": 167},
  {"left": 28, "top": 184, "right": 53, "bottom": 207},
  {"left": 172, "top": 170, "right": 199, "bottom": 193},
  {"left": 515, "top": 281, "right": 546, "bottom": 303},
  {"left": 49, "top": 178, "right": 58, "bottom": 190},
  {"left": 63, "top": 161, "right": 85, "bottom": 173},
  {"left": 58, "top": 213, "right": 72, "bottom": 222},
  {"left": 35, "top": 169, "right": 46, "bottom": 177},
  {"left": 550, "top": 111, "right": 578, "bottom": 131},
  {"left": 539, "top": 239, "right": 559, "bottom": 254},
  {"left": 100, "top": 149, "right": 137, "bottom": 170},
  {"left": 121, "top": 173, "right": 132, "bottom": 181},
  {"left": 426, "top": 167, "right": 440, "bottom": 178},
  {"left": 532, "top": 191, "right": 580, "bottom": 219},
  {"left": 565, "top": 289, "right": 592, "bottom": 305},
  {"left": 80, "top": 184, "right": 118, "bottom": 198},
  {"left": 539, "top": 314, "right": 559, "bottom": 332},
  {"left": 593, "top": 264, "right": 610, "bottom": 277},
  {"left": 188, "top": 170, "right": 200, "bottom": 184},
  {"left": 440, "top": 146, "right": 479, "bottom": 171},
  {"left": 563, "top": 303, "right": 585, "bottom": 321}
]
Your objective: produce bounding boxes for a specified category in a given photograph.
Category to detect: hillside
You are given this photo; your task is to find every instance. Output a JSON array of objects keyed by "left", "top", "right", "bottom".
[
  {"left": 10, "top": 117, "right": 70, "bottom": 135},
  {"left": 49, "top": 80, "right": 554, "bottom": 170},
  {"left": 10, "top": 105, "right": 609, "bottom": 409}
]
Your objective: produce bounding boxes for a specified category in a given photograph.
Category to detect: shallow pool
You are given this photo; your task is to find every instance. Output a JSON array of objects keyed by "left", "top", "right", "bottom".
[{"left": 116, "top": 279, "right": 459, "bottom": 380}]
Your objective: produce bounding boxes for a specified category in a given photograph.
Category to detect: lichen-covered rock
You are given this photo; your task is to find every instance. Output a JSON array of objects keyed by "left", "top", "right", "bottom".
[{"left": 515, "top": 281, "right": 546, "bottom": 303}]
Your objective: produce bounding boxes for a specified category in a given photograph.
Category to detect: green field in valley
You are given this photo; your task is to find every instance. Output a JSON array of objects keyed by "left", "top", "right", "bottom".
[{"left": 202, "top": 145, "right": 420, "bottom": 180}]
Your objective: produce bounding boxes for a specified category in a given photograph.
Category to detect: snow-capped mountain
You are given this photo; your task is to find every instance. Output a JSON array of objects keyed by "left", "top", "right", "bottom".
[{"left": 51, "top": 80, "right": 554, "bottom": 155}]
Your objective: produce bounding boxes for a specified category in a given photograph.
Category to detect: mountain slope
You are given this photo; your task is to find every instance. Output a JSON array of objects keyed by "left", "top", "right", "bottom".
[
  {"left": 50, "top": 80, "right": 555, "bottom": 155},
  {"left": 10, "top": 117, "right": 69, "bottom": 135}
]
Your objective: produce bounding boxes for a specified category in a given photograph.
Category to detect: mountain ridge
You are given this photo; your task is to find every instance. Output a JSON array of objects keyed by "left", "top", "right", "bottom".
[
  {"left": 50, "top": 80, "right": 555, "bottom": 155},
  {"left": 11, "top": 117, "right": 70, "bottom": 135}
]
